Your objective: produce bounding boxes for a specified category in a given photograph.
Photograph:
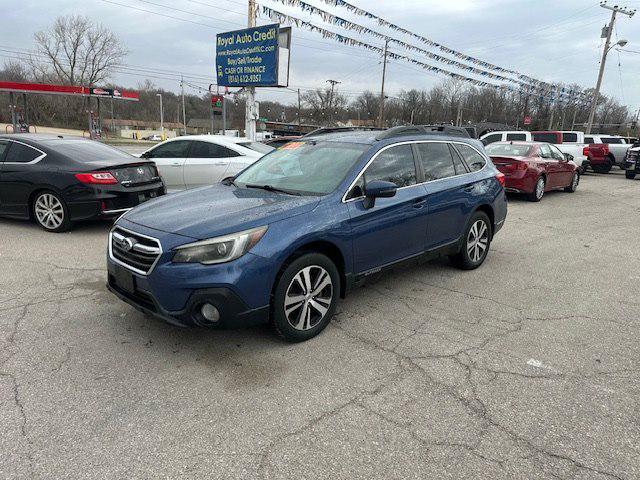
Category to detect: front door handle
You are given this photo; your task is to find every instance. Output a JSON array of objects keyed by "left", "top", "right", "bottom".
[{"left": 412, "top": 198, "right": 427, "bottom": 209}]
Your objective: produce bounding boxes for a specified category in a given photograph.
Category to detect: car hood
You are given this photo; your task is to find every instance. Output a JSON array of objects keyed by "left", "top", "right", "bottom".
[{"left": 123, "top": 184, "right": 321, "bottom": 239}]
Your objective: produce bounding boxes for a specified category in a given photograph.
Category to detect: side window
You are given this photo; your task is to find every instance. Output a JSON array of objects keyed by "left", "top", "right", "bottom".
[
  {"left": 5, "top": 142, "right": 43, "bottom": 163},
  {"left": 415, "top": 142, "right": 456, "bottom": 181},
  {"left": 584, "top": 137, "right": 594, "bottom": 144},
  {"left": 539, "top": 144, "right": 552, "bottom": 158},
  {"left": 482, "top": 134, "right": 502, "bottom": 145},
  {"left": 189, "top": 141, "right": 236, "bottom": 158},
  {"left": 456, "top": 144, "right": 486, "bottom": 172},
  {"left": 146, "top": 140, "right": 191, "bottom": 158},
  {"left": 550, "top": 146, "right": 564, "bottom": 160},
  {"left": 506, "top": 133, "right": 527, "bottom": 141},
  {"left": 364, "top": 144, "right": 417, "bottom": 188},
  {"left": 450, "top": 145, "right": 469, "bottom": 175},
  {"left": 0, "top": 140, "right": 9, "bottom": 160}
]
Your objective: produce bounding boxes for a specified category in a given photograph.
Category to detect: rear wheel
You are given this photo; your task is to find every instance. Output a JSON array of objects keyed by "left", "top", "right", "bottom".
[
  {"left": 450, "top": 212, "right": 492, "bottom": 270},
  {"left": 564, "top": 172, "right": 579, "bottom": 192},
  {"left": 271, "top": 253, "right": 340, "bottom": 342},
  {"left": 626, "top": 171, "right": 637, "bottom": 180},
  {"left": 528, "top": 176, "right": 545, "bottom": 202},
  {"left": 32, "top": 191, "right": 72, "bottom": 233}
]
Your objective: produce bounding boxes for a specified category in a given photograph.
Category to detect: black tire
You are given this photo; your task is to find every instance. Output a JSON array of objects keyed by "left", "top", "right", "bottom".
[
  {"left": 449, "top": 211, "right": 492, "bottom": 270},
  {"left": 32, "top": 190, "right": 72, "bottom": 233},
  {"left": 626, "top": 171, "right": 636, "bottom": 180},
  {"left": 271, "top": 253, "right": 340, "bottom": 342},
  {"left": 528, "top": 176, "right": 545, "bottom": 202},
  {"left": 564, "top": 172, "right": 579, "bottom": 193},
  {"left": 592, "top": 163, "right": 612, "bottom": 174}
]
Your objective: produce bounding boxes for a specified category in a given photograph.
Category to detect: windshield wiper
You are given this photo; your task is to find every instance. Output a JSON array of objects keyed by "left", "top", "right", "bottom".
[{"left": 244, "top": 184, "right": 301, "bottom": 196}]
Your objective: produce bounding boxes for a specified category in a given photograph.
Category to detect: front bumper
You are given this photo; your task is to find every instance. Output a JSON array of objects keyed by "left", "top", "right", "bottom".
[{"left": 107, "top": 265, "right": 269, "bottom": 328}]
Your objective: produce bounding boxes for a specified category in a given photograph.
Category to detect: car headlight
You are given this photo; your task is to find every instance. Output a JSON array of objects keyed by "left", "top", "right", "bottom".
[{"left": 172, "top": 226, "right": 268, "bottom": 265}]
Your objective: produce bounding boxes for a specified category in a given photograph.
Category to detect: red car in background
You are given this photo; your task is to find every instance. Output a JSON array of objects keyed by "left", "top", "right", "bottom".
[{"left": 486, "top": 142, "right": 580, "bottom": 202}]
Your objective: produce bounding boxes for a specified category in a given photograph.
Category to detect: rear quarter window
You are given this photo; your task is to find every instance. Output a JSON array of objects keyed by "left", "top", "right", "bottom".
[
  {"left": 532, "top": 133, "right": 559, "bottom": 144},
  {"left": 5, "top": 142, "right": 43, "bottom": 163},
  {"left": 455, "top": 144, "right": 486, "bottom": 172},
  {"left": 562, "top": 133, "right": 578, "bottom": 142},
  {"left": 506, "top": 133, "right": 527, "bottom": 141}
]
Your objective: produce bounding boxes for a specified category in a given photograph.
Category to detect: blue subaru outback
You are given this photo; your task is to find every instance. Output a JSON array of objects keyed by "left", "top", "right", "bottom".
[{"left": 107, "top": 127, "right": 507, "bottom": 342}]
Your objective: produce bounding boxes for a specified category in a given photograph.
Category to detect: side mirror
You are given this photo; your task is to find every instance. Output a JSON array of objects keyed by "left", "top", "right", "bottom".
[
  {"left": 563, "top": 153, "right": 574, "bottom": 162},
  {"left": 140, "top": 151, "right": 151, "bottom": 159},
  {"left": 363, "top": 180, "right": 397, "bottom": 209}
]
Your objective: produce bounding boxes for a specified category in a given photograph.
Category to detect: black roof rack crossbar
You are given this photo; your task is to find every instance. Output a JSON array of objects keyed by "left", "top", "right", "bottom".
[{"left": 375, "top": 125, "right": 471, "bottom": 141}]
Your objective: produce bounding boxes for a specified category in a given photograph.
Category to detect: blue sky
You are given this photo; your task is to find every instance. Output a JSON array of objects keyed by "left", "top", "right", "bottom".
[{"left": 3, "top": 0, "right": 640, "bottom": 112}]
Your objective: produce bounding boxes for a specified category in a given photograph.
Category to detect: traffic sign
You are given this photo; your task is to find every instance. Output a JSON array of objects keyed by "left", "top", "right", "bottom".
[{"left": 524, "top": 115, "right": 532, "bottom": 125}]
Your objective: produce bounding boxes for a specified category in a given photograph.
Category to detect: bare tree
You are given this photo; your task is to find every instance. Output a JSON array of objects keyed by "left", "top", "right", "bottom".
[{"left": 31, "top": 15, "right": 127, "bottom": 86}]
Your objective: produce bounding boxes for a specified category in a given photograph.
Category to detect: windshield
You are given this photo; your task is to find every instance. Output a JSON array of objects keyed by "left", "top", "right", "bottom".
[
  {"left": 239, "top": 142, "right": 275, "bottom": 154},
  {"left": 486, "top": 143, "right": 532, "bottom": 157},
  {"left": 235, "top": 141, "right": 368, "bottom": 195}
]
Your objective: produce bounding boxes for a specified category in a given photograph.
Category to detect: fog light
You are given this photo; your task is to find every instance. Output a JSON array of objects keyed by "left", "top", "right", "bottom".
[{"left": 200, "top": 303, "right": 220, "bottom": 323}]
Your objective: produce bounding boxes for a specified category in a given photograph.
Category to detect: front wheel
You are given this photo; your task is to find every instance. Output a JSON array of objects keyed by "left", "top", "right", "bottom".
[
  {"left": 626, "top": 171, "right": 636, "bottom": 180},
  {"left": 564, "top": 172, "right": 579, "bottom": 192},
  {"left": 528, "top": 176, "right": 545, "bottom": 202},
  {"left": 271, "top": 253, "right": 340, "bottom": 342},
  {"left": 450, "top": 212, "right": 492, "bottom": 270},
  {"left": 32, "top": 191, "right": 72, "bottom": 232}
]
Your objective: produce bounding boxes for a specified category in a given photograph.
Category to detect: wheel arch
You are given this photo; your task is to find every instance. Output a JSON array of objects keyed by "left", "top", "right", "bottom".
[
  {"left": 474, "top": 204, "right": 495, "bottom": 239},
  {"left": 272, "top": 240, "right": 348, "bottom": 299}
]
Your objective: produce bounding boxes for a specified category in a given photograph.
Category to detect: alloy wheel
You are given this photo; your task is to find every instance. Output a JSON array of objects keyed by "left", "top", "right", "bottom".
[
  {"left": 466, "top": 219, "right": 489, "bottom": 263},
  {"left": 535, "top": 178, "right": 545, "bottom": 200},
  {"left": 35, "top": 193, "right": 64, "bottom": 230},
  {"left": 284, "top": 265, "right": 333, "bottom": 331}
]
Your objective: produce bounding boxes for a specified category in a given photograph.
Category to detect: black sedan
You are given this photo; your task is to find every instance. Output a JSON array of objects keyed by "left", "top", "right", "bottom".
[{"left": 0, "top": 134, "right": 166, "bottom": 232}]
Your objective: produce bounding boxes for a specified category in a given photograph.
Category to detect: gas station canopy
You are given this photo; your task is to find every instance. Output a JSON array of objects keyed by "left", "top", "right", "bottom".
[{"left": 0, "top": 81, "right": 139, "bottom": 101}]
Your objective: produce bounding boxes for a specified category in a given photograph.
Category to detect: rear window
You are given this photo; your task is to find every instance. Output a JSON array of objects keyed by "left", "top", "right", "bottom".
[
  {"left": 45, "top": 140, "right": 133, "bottom": 161},
  {"left": 532, "top": 133, "right": 559, "bottom": 144},
  {"left": 485, "top": 143, "right": 532, "bottom": 157},
  {"left": 238, "top": 142, "right": 275, "bottom": 154},
  {"left": 562, "top": 133, "right": 578, "bottom": 143},
  {"left": 600, "top": 137, "right": 625, "bottom": 144}
]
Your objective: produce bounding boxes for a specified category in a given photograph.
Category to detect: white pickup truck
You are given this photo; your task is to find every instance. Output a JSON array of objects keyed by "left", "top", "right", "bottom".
[{"left": 582, "top": 134, "right": 630, "bottom": 169}]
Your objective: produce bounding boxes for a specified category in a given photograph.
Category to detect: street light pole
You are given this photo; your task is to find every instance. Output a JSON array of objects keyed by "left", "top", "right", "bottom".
[
  {"left": 156, "top": 93, "right": 164, "bottom": 139},
  {"left": 586, "top": 2, "right": 635, "bottom": 134}
]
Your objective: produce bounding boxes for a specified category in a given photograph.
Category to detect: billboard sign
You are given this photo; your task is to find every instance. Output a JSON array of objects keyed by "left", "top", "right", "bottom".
[{"left": 216, "top": 24, "right": 289, "bottom": 87}]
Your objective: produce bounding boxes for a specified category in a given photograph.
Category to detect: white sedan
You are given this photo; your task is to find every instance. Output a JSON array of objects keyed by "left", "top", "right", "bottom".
[{"left": 139, "top": 135, "right": 274, "bottom": 191}]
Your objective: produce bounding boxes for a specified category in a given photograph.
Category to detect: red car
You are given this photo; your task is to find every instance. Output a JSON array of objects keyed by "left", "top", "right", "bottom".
[{"left": 486, "top": 142, "right": 580, "bottom": 202}]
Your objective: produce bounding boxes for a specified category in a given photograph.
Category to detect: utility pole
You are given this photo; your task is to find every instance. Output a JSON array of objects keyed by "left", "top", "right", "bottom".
[
  {"left": 326, "top": 79, "right": 341, "bottom": 125},
  {"left": 245, "top": 0, "right": 258, "bottom": 140},
  {"left": 586, "top": 1, "right": 635, "bottom": 134},
  {"left": 297, "top": 88, "right": 301, "bottom": 128},
  {"left": 378, "top": 39, "right": 389, "bottom": 128},
  {"left": 156, "top": 93, "right": 164, "bottom": 138},
  {"left": 548, "top": 86, "right": 560, "bottom": 130},
  {"left": 181, "top": 75, "right": 187, "bottom": 135}
]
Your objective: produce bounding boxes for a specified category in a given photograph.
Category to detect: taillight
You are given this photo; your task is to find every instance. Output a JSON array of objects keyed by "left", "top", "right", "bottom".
[
  {"left": 496, "top": 172, "right": 506, "bottom": 187},
  {"left": 74, "top": 172, "right": 118, "bottom": 185},
  {"left": 602, "top": 144, "right": 609, "bottom": 155},
  {"left": 583, "top": 146, "right": 590, "bottom": 157}
]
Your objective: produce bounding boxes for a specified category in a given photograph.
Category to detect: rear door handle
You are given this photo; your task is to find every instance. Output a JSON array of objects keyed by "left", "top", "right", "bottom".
[{"left": 463, "top": 186, "right": 474, "bottom": 192}]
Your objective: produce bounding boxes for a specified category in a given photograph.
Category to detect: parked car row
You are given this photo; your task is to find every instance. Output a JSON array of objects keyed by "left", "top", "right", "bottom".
[{"left": 481, "top": 129, "right": 634, "bottom": 174}]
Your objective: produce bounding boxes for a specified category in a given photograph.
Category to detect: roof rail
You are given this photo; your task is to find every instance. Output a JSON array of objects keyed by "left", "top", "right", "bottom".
[
  {"left": 303, "top": 126, "right": 384, "bottom": 138},
  {"left": 375, "top": 125, "right": 471, "bottom": 141}
]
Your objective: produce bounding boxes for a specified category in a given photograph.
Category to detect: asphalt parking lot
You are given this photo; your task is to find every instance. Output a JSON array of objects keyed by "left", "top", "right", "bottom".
[{"left": 1, "top": 170, "right": 639, "bottom": 479}]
